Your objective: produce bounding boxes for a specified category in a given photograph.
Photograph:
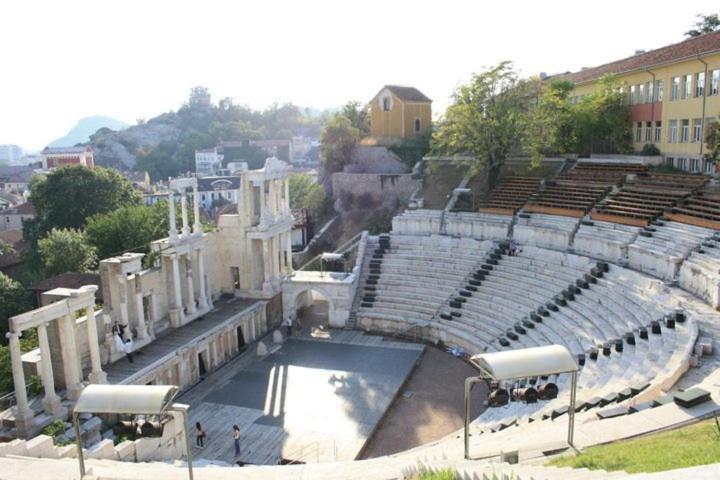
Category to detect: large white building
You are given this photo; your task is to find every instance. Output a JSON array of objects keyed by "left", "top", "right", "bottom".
[
  {"left": 0, "top": 145, "right": 23, "bottom": 165},
  {"left": 194, "top": 147, "right": 223, "bottom": 177}
]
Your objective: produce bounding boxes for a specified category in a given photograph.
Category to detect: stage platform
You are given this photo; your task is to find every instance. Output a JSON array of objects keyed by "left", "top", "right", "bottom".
[{"left": 181, "top": 330, "right": 424, "bottom": 465}]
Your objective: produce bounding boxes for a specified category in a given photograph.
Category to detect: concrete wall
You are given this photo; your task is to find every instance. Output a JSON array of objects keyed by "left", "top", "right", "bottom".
[
  {"left": 331, "top": 173, "right": 420, "bottom": 205},
  {"left": 679, "top": 261, "right": 720, "bottom": 308}
]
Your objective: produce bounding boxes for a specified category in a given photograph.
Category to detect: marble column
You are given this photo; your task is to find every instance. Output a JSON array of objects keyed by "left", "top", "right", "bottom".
[
  {"left": 259, "top": 181, "right": 268, "bottom": 225},
  {"left": 262, "top": 239, "right": 271, "bottom": 290},
  {"left": 36, "top": 323, "right": 62, "bottom": 414},
  {"left": 171, "top": 255, "right": 184, "bottom": 324},
  {"left": 284, "top": 231, "right": 293, "bottom": 273},
  {"left": 196, "top": 249, "right": 208, "bottom": 309},
  {"left": 59, "top": 314, "right": 83, "bottom": 400},
  {"left": 116, "top": 275, "right": 130, "bottom": 338},
  {"left": 133, "top": 276, "right": 148, "bottom": 340},
  {"left": 192, "top": 185, "right": 203, "bottom": 234},
  {"left": 168, "top": 190, "right": 178, "bottom": 240},
  {"left": 6, "top": 332, "right": 34, "bottom": 432},
  {"left": 185, "top": 255, "right": 196, "bottom": 315},
  {"left": 180, "top": 191, "right": 190, "bottom": 236},
  {"left": 84, "top": 304, "right": 107, "bottom": 384}
]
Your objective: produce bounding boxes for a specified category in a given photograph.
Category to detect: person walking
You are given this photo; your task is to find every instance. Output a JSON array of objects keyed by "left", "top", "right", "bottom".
[
  {"left": 232, "top": 424, "right": 240, "bottom": 457},
  {"left": 284, "top": 315, "right": 293, "bottom": 337},
  {"left": 195, "top": 422, "right": 206, "bottom": 448}
]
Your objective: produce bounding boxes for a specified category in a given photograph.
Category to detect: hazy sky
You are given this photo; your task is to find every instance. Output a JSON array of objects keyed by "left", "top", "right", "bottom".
[{"left": 2, "top": 0, "right": 718, "bottom": 151}]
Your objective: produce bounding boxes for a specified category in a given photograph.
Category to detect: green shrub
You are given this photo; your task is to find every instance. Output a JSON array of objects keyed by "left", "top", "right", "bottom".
[{"left": 641, "top": 143, "right": 660, "bottom": 155}]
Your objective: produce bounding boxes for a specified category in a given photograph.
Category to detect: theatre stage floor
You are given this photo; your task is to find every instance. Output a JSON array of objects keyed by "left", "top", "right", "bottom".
[{"left": 180, "top": 330, "right": 424, "bottom": 465}]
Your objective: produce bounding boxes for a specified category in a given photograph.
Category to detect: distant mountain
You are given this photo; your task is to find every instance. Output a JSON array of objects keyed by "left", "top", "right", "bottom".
[{"left": 48, "top": 116, "right": 130, "bottom": 148}]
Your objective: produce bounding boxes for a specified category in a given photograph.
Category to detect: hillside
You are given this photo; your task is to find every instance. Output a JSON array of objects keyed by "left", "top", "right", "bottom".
[
  {"left": 86, "top": 87, "right": 326, "bottom": 179},
  {"left": 48, "top": 116, "right": 129, "bottom": 148}
]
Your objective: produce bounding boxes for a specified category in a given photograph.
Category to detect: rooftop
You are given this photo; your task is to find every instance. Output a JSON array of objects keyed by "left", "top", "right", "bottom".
[
  {"left": 558, "top": 30, "right": 720, "bottom": 85},
  {"left": 41, "top": 146, "right": 93, "bottom": 155},
  {"left": 382, "top": 85, "right": 432, "bottom": 103}
]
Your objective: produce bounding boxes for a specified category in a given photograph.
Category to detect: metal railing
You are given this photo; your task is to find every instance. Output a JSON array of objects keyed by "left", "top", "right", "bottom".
[{"left": 281, "top": 441, "right": 321, "bottom": 465}]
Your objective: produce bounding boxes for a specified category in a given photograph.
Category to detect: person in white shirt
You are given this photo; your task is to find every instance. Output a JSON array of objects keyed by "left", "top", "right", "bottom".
[{"left": 284, "top": 316, "right": 293, "bottom": 337}]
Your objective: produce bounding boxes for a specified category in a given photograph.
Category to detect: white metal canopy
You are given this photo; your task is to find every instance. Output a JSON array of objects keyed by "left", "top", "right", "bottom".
[
  {"left": 74, "top": 384, "right": 179, "bottom": 415},
  {"left": 470, "top": 344, "right": 578, "bottom": 380}
]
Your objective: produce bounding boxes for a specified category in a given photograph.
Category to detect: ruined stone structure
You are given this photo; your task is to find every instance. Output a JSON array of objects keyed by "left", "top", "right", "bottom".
[{"left": 2, "top": 158, "right": 295, "bottom": 439}]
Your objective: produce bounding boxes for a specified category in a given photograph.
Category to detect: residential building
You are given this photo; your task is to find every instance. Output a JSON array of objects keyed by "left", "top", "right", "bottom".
[
  {"left": 197, "top": 176, "right": 241, "bottom": 210},
  {"left": 559, "top": 30, "right": 720, "bottom": 174},
  {"left": 0, "top": 145, "right": 23, "bottom": 165},
  {"left": 0, "top": 202, "right": 36, "bottom": 231},
  {"left": 0, "top": 165, "right": 35, "bottom": 195},
  {"left": 40, "top": 146, "right": 94, "bottom": 170},
  {"left": 195, "top": 147, "right": 224, "bottom": 177},
  {"left": 367, "top": 85, "right": 432, "bottom": 145}
]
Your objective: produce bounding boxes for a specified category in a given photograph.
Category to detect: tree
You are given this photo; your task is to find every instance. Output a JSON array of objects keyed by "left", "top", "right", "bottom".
[
  {"left": 526, "top": 79, "right": 577, "bottom": 161},
  {"left": 29, "top": 165, "right": 141, "bottom": 236},
  {"left": 0, "top": 272, "right": 31, "bottom": 342},
  {"left": 320, "top": 115, "right": 359, "bottom": 174},
  {"left": 288, "top": 173, "right": 327, "bottom": 220},
  {"left": 705, "top": 119, "right": 720, "bottom": 162},
  {"left": 38, "top": 228, "right": 97, "bottom": 276},
  {"left": 685, "top": 14, "right": 720, "bottom": 37},
  {"left": 572, "top": 74, "right": 632, "bottom": 155},
  {"left": 431, "top": 62, "right": 532, "bottom": 186},
  {"left": 340, "top": 101, "right": 370, "bottom": 136},
  {"left": 84, "top": 203, "right": 169, "bottom": 260}
]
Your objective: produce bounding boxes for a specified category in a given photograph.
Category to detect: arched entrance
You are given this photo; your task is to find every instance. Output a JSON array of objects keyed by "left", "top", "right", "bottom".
[{"left": 292, "top": 288, "right": 332, "bottom": 330}]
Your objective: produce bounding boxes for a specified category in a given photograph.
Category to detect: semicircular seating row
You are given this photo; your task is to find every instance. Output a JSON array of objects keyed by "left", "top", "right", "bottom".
[{"left": 356, "top": 233, "right": 699, "bottom": 436}]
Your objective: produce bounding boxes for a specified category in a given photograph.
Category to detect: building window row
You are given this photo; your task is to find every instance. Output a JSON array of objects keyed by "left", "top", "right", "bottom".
[
  {"left": 666, "top": 156, "right": 714, "bottom": 173},
  {"left": 665, "top": 118, "right": 713, "bottom": 144},
  {"left": 666, "top": 69, "right": 719, "bottom": 101},
  {"left": 635, "top": 121, "right": 663, "bottom": 143}
]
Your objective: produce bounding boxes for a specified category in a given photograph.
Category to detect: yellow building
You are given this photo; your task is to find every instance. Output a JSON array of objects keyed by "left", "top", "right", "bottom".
[
  {"left": 367, "top": 85, "right": 432, "bottom": 145},
  {"left": 560, "top": 31, "right": 720, "bottom": 174}
]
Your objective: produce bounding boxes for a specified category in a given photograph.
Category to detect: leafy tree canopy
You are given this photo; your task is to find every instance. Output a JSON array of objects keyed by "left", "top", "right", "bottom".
[
  {"left": 288, "top": 173, "right": 327, "bottom": 220},
  {"left": 85, "top": 203, "right": 169, "bottom": 260},
  {"left": 431, "top": 61, "right": 532, "bottom": 181},
  {"left": 340, "top": 101, "right": 370, "bottom": 136},
  {"left": 685, "top": 13, "right": 720, "bottom": 37},
  {"left": 38, "top": 228, "right": 97, "bottom": 276},
  {"left": 29, "top": 165, "right": 141, "bottom": 236},
  {"left": 0, "top": 272, "right": 31, "bottom": 343},
  {"left": 705, "top": 119, "right": 720, "bottom": 162},
  {"left": 320, "top": 115, "right": 360, "bottom": 174}
]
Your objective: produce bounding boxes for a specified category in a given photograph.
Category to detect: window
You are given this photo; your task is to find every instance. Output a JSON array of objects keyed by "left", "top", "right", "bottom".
[
  {"left": 630, "top": 85, "right": 637, "bottom": 105},
  {"left": 414, "top": 118, "right": 421, "bottom": 134},
  {"left": 666, "top": 157, "right": 675, "bottom": 167},
  {"left": 645, "top": 121, "right": 653, "bottom": 142},
  {"left": 669, "top": 120, "right": 678, "bottom": 143},
  {"left": 656, "top": 79, "right": 664, "bottom": 101},
  {"left": 677, "top": 158, "right": 687, "bottom": 170},
  {"left": 712, "top": 70, "right": 720, "bottom": 96},
  {"left": 696, "top": 72, "right": 705, "bottom": 97},
  {"left": 684, "top": 74, "right": 692, "bottom": 99},
  {"left": 638, "top": 84, "right": 645, "bottom": 104},
  {"left": 654, "top": 121, "right": 662, "bottom": 142},
  {"left": 635, "top": 122, "right": 643, "bottom": 142},
  {"left": 382, "top": 97, "right": 391, "bottom": 111},
  {"left": 647, "top": 81, "right": 654, "bottom": 103},
  {"left": 680, "top": 119, "right": 689, "bottom": 142},
  {"left": 705, "top": 159, "right": 716, "bottom": 174},
  {"left": 692, "top": 119, "right": 703, "bottom": 143},
  {"left": 689, "top": 158, "right": 699, "bottom": 172},
  {"left": 671, "top": 77, "right": 680, "bottom": 100}
]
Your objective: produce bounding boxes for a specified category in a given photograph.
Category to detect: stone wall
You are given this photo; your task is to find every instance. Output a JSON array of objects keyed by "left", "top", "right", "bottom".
[{"left": 331, "top": 173, "right": 420, "bottom": 205}]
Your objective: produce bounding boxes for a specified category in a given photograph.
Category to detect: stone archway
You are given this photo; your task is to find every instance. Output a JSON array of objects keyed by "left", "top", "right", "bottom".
[{"left": 290, "top": 287, "right": 334, "bottom": 330}]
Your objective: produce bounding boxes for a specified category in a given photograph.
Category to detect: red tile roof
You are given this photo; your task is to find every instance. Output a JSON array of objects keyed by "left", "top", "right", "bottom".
[
  {"left": 557, "top": 30, "right": 720, "bottom": 85},
  {"left": 377, "top": 85, "right": 432, "bottom": 103}
]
